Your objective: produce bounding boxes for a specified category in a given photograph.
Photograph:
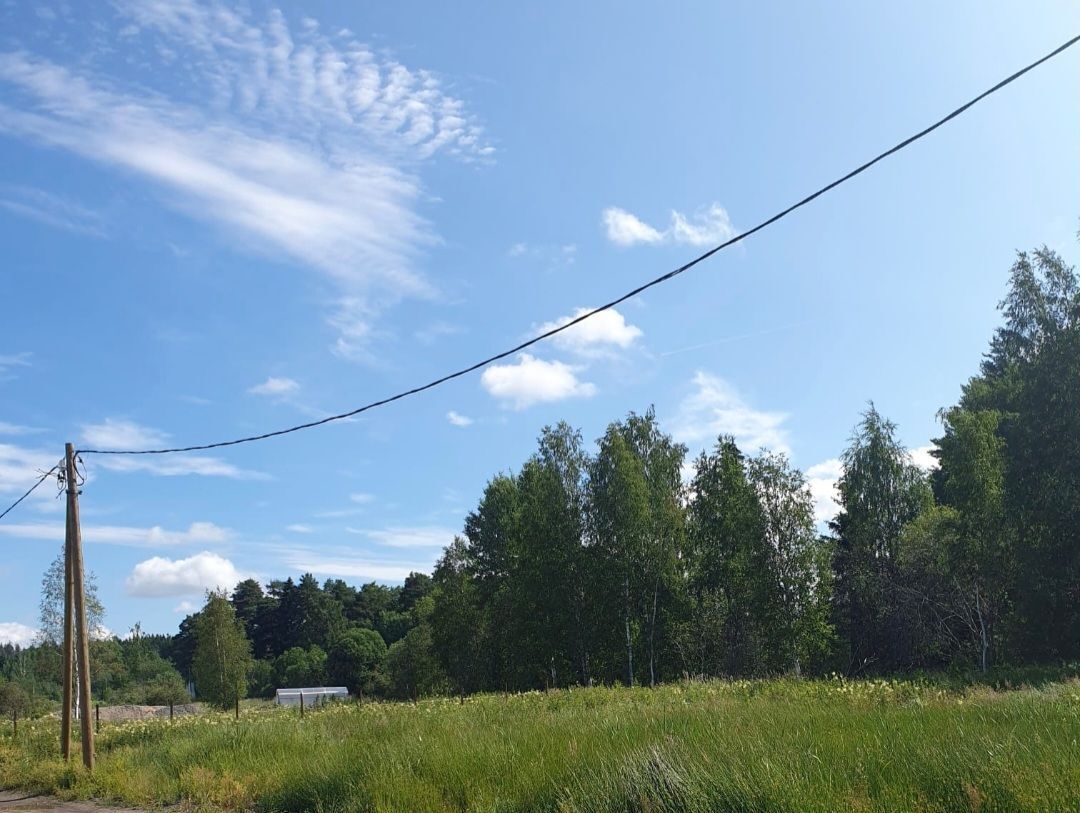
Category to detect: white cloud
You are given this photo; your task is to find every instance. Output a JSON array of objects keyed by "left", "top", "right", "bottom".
[
  {"left": 282, "top": 548, "right": 435, "bottom": 582},
  {"left": 506, "top": 243, "right": 577, "bottom": 267},
  {"left": 0, "top": 520, "right": 233, "bottom": 548},
  {"left": 0, "top": 186, "right": 106, "bottom": 237},
  {"left": 80, "top": 418, "right": 265, "bottom": 479},
  {"left": 446, "top": 410, "right": 473, "bottom": 427},
  {"left": 602, "top": 207, "right": 664, "bottom": 246},
  {"left": 603, "top": 202, "right": 736, "bottom": 248},
  {"left": 669, "top": 203, "right": 737, "bottom": 246},
  {"left": 671, "top": 372, "right": 790, "bottom": 455},
  {"left": 909, "top": 444, "right": 939, "bottom": 471},
  {"left": 81, "top": 419, "right": 169, "bottom": 451},
  {"left": 0, "top": 421, "right": 42, "bottom": 435},
  {"left": 414, "top": 321, "right": 463, "bottom": 345},
  {"left": 537, "top": 307, "right": 643, "bottom": 357},
  {"left": 0, "top": 621, "right": 38, "bottom": 647},
  {"left": 126, "top": 550, "right": 244, "bottom": 597},
  {"left": 480, "top": 353, "right": 597, "bottom": 409},
  {"left": 349, "top": 492, "right": 375, "bottom": 504},
  {"left": 248, "top": 376, "right": 300, "bottom": 397},
  {"left": 93, "top": 454, "right": 266, "bottom": 480},
  {"left": 806, "top": 458, "right": 843, "bottom": 526},
  {"left": 0, "top": 3, "right": 492, "bottom": 355},
  {"left": 348, "top": 525, "right": 455, "bottom": 548},
  {"left": 286, "top": 523, "right": 314, "bottom": 534},
  {"left": 173, "top": 600, "right": 197, "bottom": 614},
  {"left": 0, "top": 442, "right": 61, "bottom": 513},
  {"left": 0, "top": 352, "right": 32, "bottom": 376}
]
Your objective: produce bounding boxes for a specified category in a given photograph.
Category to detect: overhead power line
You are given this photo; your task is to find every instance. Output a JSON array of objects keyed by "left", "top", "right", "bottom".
[
  {"left": 70, "top": 32, "right": 1078, "bottom": 459},
  {"left": 0, "top": 464, "right": 60, "bottom": 522}
]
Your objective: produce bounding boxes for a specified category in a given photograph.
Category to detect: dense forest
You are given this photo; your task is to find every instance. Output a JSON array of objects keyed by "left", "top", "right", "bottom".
[{"left": 1, "top": 243, "right": 1077, "bottom": 711}]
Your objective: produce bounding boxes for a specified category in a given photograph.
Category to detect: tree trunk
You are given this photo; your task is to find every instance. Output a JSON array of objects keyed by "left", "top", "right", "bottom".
[
  {"left": 648, "top": 578, "right": 659, "bottom": 688},
  {"left": 624, "top": 575, "right": 634, "bottom": 688}
]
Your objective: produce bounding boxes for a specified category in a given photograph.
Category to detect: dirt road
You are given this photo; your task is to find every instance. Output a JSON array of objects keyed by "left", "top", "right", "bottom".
[{"left": 0, "top": 791, "right": 141, "bottom": 813}]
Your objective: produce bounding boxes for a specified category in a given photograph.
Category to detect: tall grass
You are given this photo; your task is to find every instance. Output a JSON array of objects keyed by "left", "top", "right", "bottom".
[{"left": 2, "top": 677, "right": 1078, "bottom": 812}]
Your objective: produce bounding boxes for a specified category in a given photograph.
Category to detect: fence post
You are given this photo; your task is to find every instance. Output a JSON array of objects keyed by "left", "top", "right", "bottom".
[
  {"left": 299, "top": 692, "right": 304, "bottom": 719},
  {"left": 235, "top": 697, "right": 239, "bottom": 720},
  {"left": 95, "top": 704, "right": 99, "bottom": 734},
  {"left": 169, "top": 701, "right": 173, "bottom": 723}
]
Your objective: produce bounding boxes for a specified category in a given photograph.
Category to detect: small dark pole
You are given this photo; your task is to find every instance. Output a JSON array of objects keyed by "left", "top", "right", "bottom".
[
  {"left": 299, "top": 692, "right": 305, "bottom": 719},
  {"left": 169, "top": 701, "right": 173, "bottom": 722},
  {"left": 234, "top": 697, "right": 239, "bottom": 720},
  {"left": 95, "top": 703, "right": 100, "bottom": 734},
  {"left": 357, "top": 688, "right": 363, "bottom": 706}
]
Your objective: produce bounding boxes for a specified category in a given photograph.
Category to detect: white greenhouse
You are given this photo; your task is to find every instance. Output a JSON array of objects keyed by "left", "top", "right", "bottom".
[{"left": 275, "top": 687, "right": 349, "bottom": 707}]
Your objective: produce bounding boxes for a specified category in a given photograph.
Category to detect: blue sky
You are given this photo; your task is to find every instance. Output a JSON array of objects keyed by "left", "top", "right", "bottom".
[{"left": 1, "top": 1, "right": 1077, "bottom": 642}]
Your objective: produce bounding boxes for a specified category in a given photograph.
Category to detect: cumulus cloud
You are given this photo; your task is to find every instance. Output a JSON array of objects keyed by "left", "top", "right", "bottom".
[
  {"left": 126, "top": 551, "right": 245, "bottom": 597},
  {"left": 0, "top": 621, "right": 38, "bottom": 647},
  {"left": 446, "top": 410, "right": 473, "bottom": 427},
  {"left": 909, "top": 444, "right": 940, "bottom": 471},
  {"left": 806, "top": 458, "right": 843, "bottom": 526},
  {"left": 602, "top": 207, "right": 664, "bottom": 246},
  {"left": 536, "top": 307, "right": 643, "bottom": 357},
  {"left": 671, "top": 372, "right": 790, "bottom": 455},
  {"left": 603, "top": 203, "right": 736, "bottom": 247},
  {"left": 480, "top": 353, "right": 597, "bottom": 409},
  {"left": 248, "top": 376, "right": 300, "bottom": 396}
]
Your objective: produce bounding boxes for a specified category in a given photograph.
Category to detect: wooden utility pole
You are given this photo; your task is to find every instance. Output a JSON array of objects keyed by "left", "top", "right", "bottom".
[
  {"left": 65, "top": 443, "right": 94, "bottom": 770},
  {"left": 60, "top": 480, "right": 75, "bottom": 760}
]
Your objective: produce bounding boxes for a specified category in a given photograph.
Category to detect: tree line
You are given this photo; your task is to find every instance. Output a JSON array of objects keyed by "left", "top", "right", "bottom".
[{"left": 2, "top": 240, "right": 1076, "bottom": 711}]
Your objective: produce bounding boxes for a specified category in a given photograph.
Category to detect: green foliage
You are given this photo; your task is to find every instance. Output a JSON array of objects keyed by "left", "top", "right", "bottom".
[
  {"left": 273, "top": 646, "right": 327, "bottom": 689},
  {"left": 831, "top": 405, "right": 931, "bottom": 672},
  {"left": 192, "top": 592, "right": 252, "bottom": 709},
  {"left": 326, "top": 629, "right": 386, "bottom": 697},
  {"left": 38, "top": 546, "right": 107, "bottom": 645}
]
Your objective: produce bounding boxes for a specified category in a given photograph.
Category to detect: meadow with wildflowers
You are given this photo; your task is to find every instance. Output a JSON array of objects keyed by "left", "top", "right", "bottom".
[{"left": 1, "top": 675, "right": 1079, "bottom": 812}]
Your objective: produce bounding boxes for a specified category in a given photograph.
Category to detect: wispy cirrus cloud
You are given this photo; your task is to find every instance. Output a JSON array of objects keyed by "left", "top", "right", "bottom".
[
  {"left": 603, "top": 203, "right": 736, "bottom": 248},
  {"left": 0, "top": 1, "right": 493, "bottom": 356},
  {"left": 248, "top": 376, "right": 300, "bottom": 397},
  {"left": 0, "top": 520, "right": 233, "bottom": 548},
  {"left": 671, "top": 372, "right": 790, "bottom": 455},
  {"left": 79, "top": 418, "right": 265, "bottom": 479},
  {"left": 0, "top": 186, "right": 105, "bottom": 237},
  {"left": 0, "top": 442, "right": 62, "bottom": 513},
  {"left": 0, "top": 352, "right": 32, "bottom": 378},
  {"left": 347, "top": 525, "right": 455, "bottom": 549}
]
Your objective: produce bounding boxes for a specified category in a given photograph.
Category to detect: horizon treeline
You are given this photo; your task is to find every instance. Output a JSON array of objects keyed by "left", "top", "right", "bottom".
[{"left": 2, "top": 241, "right": 1077, "bottom": 707}]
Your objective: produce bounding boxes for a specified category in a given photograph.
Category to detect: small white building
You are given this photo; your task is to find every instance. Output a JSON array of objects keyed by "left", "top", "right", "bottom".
[{"left": 275, "top": 687, "right": 349, "bottom": 707}]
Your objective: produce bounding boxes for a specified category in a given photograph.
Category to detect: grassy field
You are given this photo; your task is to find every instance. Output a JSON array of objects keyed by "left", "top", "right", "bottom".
[{"left": 2, "top": 676, "right": 1079, "bottom": 813}]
